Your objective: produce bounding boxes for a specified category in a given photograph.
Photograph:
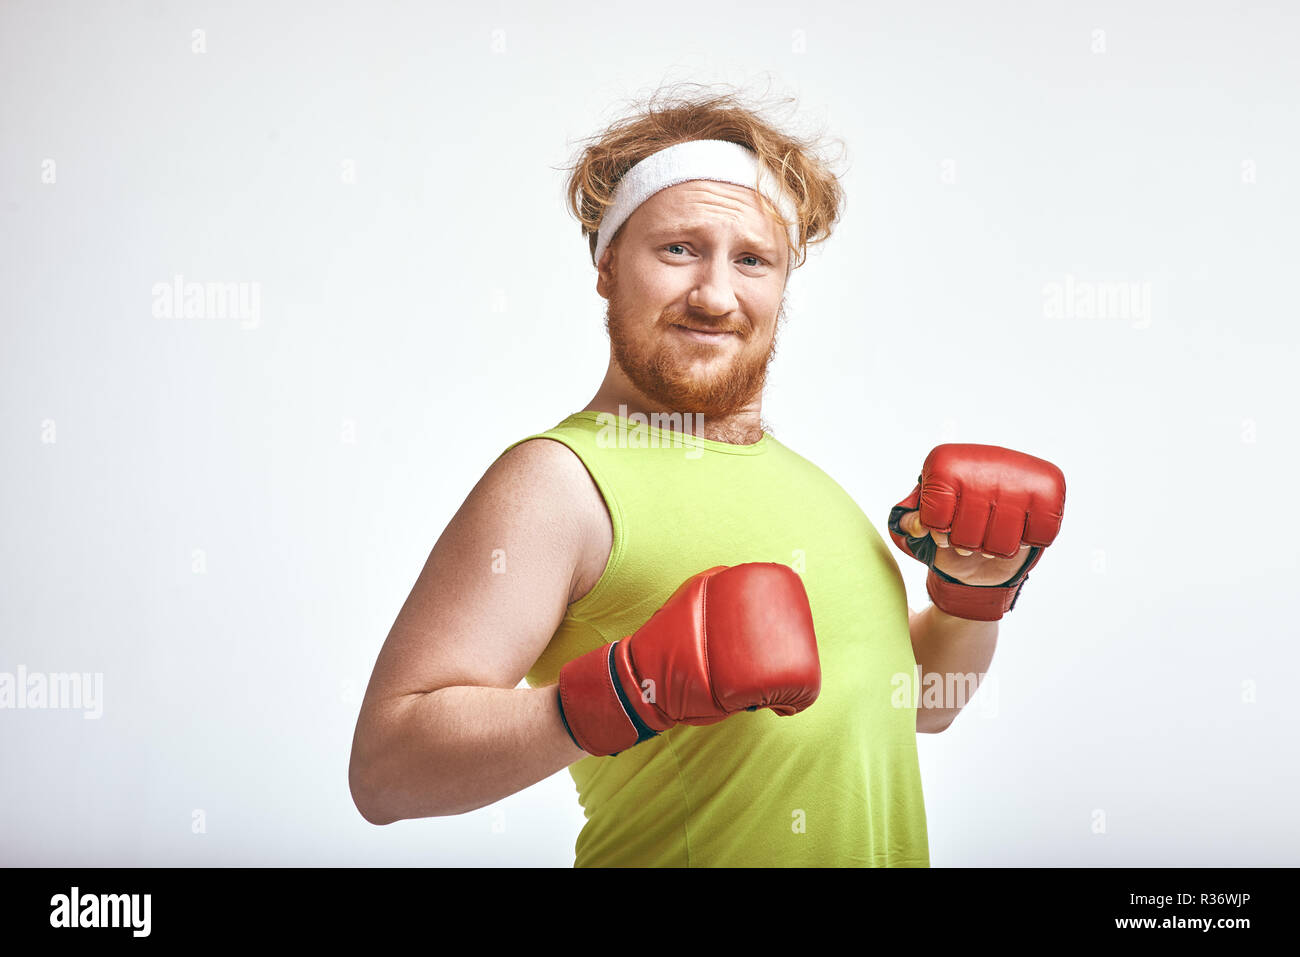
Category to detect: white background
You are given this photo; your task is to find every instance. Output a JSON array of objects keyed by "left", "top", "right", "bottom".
[{"left": 1, "top": 0, "right": 1296, "bottom": 866}]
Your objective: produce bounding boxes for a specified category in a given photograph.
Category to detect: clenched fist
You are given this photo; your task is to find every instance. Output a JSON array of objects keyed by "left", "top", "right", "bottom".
[{"left": 887, "top": 444, "right": 1066, "bottom": 621}]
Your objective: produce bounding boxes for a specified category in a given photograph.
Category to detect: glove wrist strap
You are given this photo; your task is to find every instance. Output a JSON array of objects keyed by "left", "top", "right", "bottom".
[
  {"left": 556, "top": 641, "right": 661, "bottom": 757},
  {"left": 926, "top": 566, "right": 1028, "bottom": 621}
]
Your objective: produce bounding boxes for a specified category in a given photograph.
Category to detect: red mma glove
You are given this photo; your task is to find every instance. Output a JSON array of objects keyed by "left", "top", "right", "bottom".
[
  {"left": 556, "top": 562, "right": 821, "bottom": 757},
  {"left": 888, "top": 444, "right": 1066, "bottom": 621}
]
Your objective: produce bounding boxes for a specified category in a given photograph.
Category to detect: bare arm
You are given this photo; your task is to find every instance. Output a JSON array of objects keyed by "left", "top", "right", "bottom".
[
  {"left": 908, "top": 604, "right": 998, "bottom": 734},
  {"left": 348, "top": 437, "right": 609, "bottom": 825},
  {"left": 352, "top": 685, "right": 585, "bottom": 822}
]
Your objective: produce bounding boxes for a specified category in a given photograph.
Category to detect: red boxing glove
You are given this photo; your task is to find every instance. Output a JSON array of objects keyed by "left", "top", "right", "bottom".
[
  {"left": 556, "top": 563, "right": 822, "bottom": 757},
  {"left": 888, "top": 444, "right": 1066, "bottom": 621}
]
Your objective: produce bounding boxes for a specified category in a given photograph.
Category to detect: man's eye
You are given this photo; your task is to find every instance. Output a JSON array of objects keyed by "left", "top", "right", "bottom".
[{"left": 664, "top": 244, "right": 764, "bottom": 267}]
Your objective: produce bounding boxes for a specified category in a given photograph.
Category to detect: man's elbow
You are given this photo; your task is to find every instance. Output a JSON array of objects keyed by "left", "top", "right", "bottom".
[
  {"left": 351, "top": 790, "right": 395, "bottom": 827},
  {"left": 349, "top": 750, "right": 399, "bottom": 826},
  {"left": 349, "top": 778, "right": 385, "bottom": 827}
]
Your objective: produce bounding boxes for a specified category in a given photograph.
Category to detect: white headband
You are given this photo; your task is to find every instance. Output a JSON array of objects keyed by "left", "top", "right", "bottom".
[{"left": 592, "top": 139, "right": 799, "bottom": 273}]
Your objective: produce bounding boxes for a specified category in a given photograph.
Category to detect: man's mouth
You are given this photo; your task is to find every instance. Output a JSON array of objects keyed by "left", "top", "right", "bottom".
[{"left": 671, "top": 324, "right": 737, "bottom": 343}]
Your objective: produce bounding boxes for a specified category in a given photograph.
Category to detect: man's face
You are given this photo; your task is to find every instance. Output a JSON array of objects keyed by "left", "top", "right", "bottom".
[{"left": 597, "top": 180, "right": 789, "bottom": 419}]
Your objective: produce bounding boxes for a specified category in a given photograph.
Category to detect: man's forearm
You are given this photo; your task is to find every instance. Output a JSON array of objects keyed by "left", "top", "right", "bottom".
[
  {"left": 908, "top": 604, "right": 998, "bottom": 733},
  {"left": 349, "top": 684, "right": 587, "bottom": 825}
]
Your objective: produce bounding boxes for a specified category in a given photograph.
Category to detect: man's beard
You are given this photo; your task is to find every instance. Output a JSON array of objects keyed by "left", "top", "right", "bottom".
[{"left": 604, "top": 289, "right": 783, "bottom": 419}]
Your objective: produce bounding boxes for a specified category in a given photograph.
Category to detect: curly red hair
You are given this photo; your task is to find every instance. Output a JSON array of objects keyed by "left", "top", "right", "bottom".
[{"left": 559, "top": 78, "right": 848, "bottom": 272}]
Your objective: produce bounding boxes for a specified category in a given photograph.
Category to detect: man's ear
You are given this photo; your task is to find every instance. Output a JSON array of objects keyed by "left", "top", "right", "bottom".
[{"left": 595, "top": 246, "right": 616, "bottom": 300}]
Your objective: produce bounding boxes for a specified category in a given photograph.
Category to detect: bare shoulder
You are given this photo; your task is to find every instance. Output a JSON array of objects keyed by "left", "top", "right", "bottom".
[
  {"left": 361, "top": 433, "right": 613, "bottom": 704},
  {"left": 495, "top": 437, "right": 612, "bottom": 606}
]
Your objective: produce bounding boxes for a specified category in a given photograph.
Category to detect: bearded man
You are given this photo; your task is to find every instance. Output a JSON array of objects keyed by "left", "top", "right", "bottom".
[{"left": 348, "top": 86, "right": 1066, "bottom": 867}]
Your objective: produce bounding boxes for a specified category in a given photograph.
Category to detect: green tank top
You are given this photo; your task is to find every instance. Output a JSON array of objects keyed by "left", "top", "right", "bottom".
[{"left": 500, "top": 411, "right": 930, "bottom": 867}]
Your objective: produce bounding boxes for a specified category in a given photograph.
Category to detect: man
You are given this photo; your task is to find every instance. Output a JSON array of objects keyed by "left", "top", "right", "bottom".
[{"left": 347, "top": 88, "right": 1066, "bottom": 866}]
